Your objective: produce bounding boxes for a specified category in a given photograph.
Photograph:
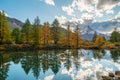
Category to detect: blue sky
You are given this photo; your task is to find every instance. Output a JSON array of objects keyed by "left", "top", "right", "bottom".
[
  {"left": 0, "top": 0, "right": 71, "bottom": 23},
  {"left": 0, "top": 0, "right": 120, "bottom": 25}
]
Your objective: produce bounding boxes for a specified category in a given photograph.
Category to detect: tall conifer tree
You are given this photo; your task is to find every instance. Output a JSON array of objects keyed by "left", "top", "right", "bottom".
[
  {"left": 0, "top": 11, "right": 11, "bottom": 44},
  {"left": 33, "top": 16, "right": 41, "bottom": 45},
  {"left": 21, "top": 19, "right": 33, "bottom": 44}
]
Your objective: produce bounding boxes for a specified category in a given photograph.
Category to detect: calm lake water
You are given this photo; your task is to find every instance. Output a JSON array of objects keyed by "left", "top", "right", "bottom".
[{"left": 0, "top": 49, "right": 120, "bottom": 80}]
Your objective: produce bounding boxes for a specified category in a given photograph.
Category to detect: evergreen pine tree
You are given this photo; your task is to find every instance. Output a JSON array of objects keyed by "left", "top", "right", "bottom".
[
  {"left": 51, "top": 19, "right": 61, "bottom": 45},
  {"left": 33, "top": 16, "right": 41, "bottom": 45},
  {"left": 12, "top": 27, "right": 21, "bottom": 44},
  {"left": 0, "top": 10, "right": 11, "bottom": 44},
  {"left": 110, "top": 29, "right": 120, "bottom": 43},
  {"left": 92, "top": 31, "right": 97, "bottom": 42},
  {"left": 74, "top": 25, "right": 80, "bottom": 48},
  {"left": 21, "top": 19, "right": 33, "bottom": 44}
]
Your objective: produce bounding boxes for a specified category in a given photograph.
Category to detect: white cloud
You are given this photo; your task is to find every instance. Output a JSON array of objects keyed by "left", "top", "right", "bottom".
[
  {"left": 44, "top": 0, "right": 55, "bottom": 6},
  {"left": 44, "top": 75, "right": 54, "bottom": 80},
  {"left": 97, "top": 0, "right": 120, "bottom": 10},
  {"left": 61, "top": 50, "right": 120, "bottom": 80},
  {"left": 81, "top": 13, "right": 93, "bottom": 20},
  {"left": 105, "top": 67, "right": 113, "bottom": 72},
  {"left": 67, "top": 0, "right": 96, "bottom": 13},
  {"left": 55, "top": 15, "right": 67, "bottom": 24},
  {"left": 60, "top": 0, "right": 120, "bottom": 33},
  {"left": 61, "top": 0, "right": 94, "bottom": 16},
  {"left": 74, "top": 0, "right": 94, "bottom": 12},
  {"left": 81, "top": 13, "right": 95, "bottom": 25},
  {"left": 61, "top": 0, "right": 120, "bottom": 19},
  {"left": 106, "top": 9, "right": 114, "bottom": 14},
  {"left": 94, "top": 10, "right": 103, "bottom": 17},
  {"left": 115, "top": 11, "right": 120, "bottom": 19},
  {"left": 69, "top": 17, "right": 84, "bottom": 24},
  {"left": 61, "top": 68, "right": 73, "bottom": 74},
  {"left": 62, "top": 6, "right": 74, "bottom": 16},
  {"left": 112, "top": 11, "right": 120, "bottom": 22}
]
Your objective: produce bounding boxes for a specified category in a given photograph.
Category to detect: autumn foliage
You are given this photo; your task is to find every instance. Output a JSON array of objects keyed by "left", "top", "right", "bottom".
[{"left": 0, "top": 10, "right": 120, "bottom": 50}]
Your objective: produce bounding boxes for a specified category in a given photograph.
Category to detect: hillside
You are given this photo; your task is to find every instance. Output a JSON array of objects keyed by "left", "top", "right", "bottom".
[{"left": 7, "top": 17, "right": 24, "bottom": 30}]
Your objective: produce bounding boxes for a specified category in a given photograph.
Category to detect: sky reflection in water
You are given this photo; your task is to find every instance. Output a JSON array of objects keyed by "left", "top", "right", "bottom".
[{"left": 0, "top": 49, "right": 120, "bottom": 80}]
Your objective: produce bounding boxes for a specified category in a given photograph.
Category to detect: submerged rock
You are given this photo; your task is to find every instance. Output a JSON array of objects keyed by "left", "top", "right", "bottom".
[
  {"left": 115, "top": 71, "right": 120, "bottom": 79},
  {"left": 102, "top": 71, "right": 120, "bottom": 80},
  {"left": 109, "top": 73, "right": 115, "bottom": 77},
  {"left": 102, "top": 76, "right": 113, "bottom": 80},
  {"left": 115, "top": 71, "right": 120, "bottom": 76}
]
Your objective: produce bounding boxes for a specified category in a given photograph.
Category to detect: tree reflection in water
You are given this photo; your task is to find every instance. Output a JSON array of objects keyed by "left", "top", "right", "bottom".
[
  {"left": 21, "top": 51, "right": 41, "bottom": 79},
  {"left": 0, "top": 52, "right": 10, "bottom": 80},
  {"left": 0, "top": 49, "right": 120, "bottom": 80},
  {"left": 64, "top": 50, "right": 72, "bottom": 71},
  {"left": 110, "top": 49, "right": 120, "bottom": 62},
  {"left": 21, "top": 52, "right": 33, "bottom": 75},
  {"left": 71, "top": 49, "right": 80, "bottom": 73},
  {"left": 49, "top": 50, "right": 61, "bottom": 74}
]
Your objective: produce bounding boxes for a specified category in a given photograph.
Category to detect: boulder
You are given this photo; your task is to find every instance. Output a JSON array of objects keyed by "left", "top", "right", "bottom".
[
  {"left": 102, "top": 76, "right": 113, "bottom": 80},
  {"left": 115, "top": 71, "right": 120, "bottom": 75},
  {"left": 109, "top": 73, "right": 115, "bottom": 77},
  {"left": 115, "top": 71, "right": 120, "bottom": 77}
]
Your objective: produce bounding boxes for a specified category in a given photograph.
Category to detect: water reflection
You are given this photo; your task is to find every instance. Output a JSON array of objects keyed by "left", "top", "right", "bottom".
[
  {"left": 0, "top": 49, "right": 120, "bottom": 80},
  {"left": 111, "top": 50, "right": 120, "bottom": 62},
  {"left": 0, "top": 52, "right": 10, "bottom": 80}
]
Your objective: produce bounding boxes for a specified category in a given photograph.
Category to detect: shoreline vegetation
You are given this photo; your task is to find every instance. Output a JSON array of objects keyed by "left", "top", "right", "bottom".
[
  {"left": 0, "top": 10, "right": 120, "bottom": 51},
  {"left": 0, "top": 42, "right": 119, "bottom": 51}
]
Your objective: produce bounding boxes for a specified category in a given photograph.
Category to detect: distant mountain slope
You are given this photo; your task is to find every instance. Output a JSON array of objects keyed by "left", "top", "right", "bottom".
[
  {"left": 91, "top": 21, "right": 120, "bottom": 34},
  {"left": 7, "top": 17, "right": 24, "bottom": 30},
  {"left": 81, "top": 26, "right": 110, "bottom": 41},
  {"left": 62, "top": 21, "right": 110, "bottom": 41}
]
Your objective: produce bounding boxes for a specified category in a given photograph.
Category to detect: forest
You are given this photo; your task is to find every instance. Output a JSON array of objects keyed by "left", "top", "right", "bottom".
[{"left": 0, "top": 11, "right": 120, "bottom": 50}]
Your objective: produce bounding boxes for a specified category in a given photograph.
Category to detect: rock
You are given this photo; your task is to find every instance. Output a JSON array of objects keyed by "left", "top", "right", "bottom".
[
  {"left": 115, "top": 71, "right": 120, "bottom": 75},
  {"left": 109, "top": 73, "right": 115, "bottom": 77},
  {"left": 115, "top": 71, "right": 120, "bottom": 79},
  {"left": 102, "top": 76, "right": 113, "bottom": 80},
  {"left": 102, "top": 71, "right": 120, "bottom": 80}
]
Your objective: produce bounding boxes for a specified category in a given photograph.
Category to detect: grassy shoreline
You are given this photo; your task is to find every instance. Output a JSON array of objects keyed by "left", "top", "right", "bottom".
[{"left": 0, "top": 43, "right": 119, "bottom": 51}]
